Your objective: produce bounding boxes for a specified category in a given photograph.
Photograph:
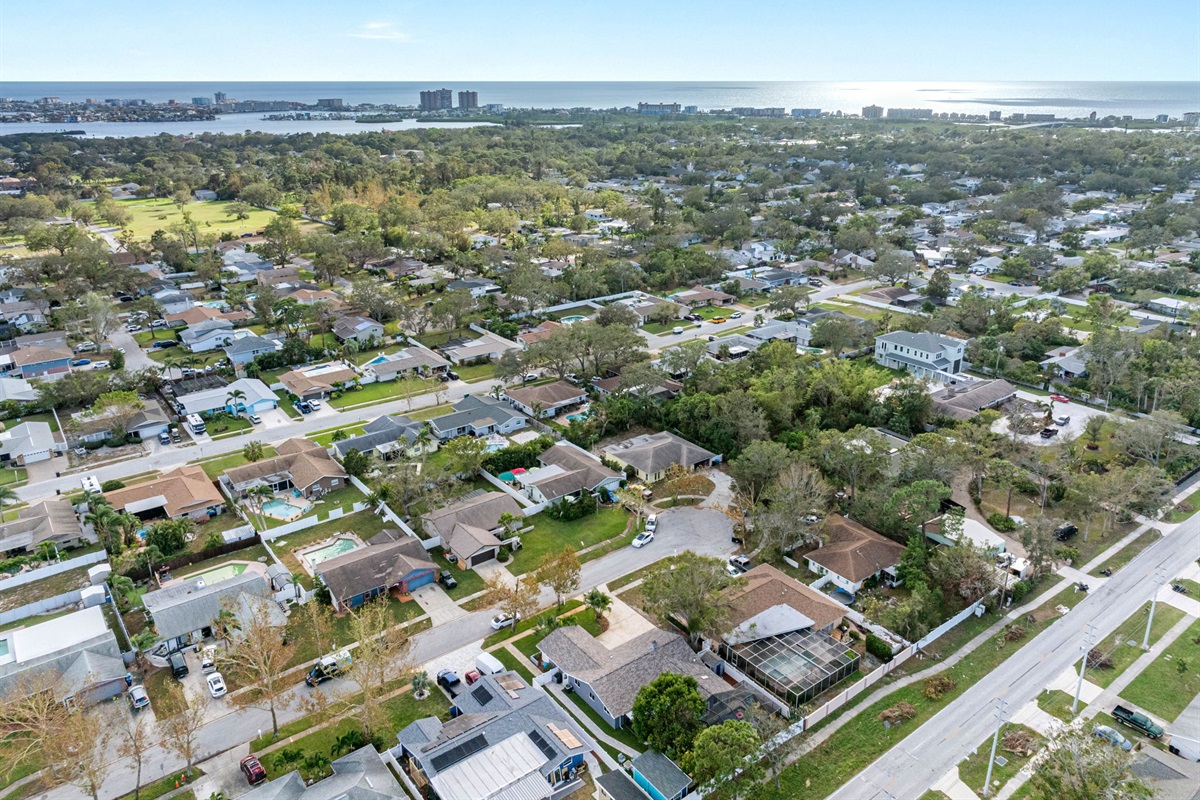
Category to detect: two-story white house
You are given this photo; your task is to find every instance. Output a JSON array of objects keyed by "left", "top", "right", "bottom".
[{"left": 874, "top": 330, "right": 967, "bottom": 379}]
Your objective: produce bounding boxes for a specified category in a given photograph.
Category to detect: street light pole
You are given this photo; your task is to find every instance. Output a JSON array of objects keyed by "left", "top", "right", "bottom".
[
  {"left": 1143, "top": 568, "right": 1168, "bottom": 650},
  {"left": 982, "top": 698, "right": 1009, "bottom": 798},
  {"left": 1072, "top": 623, "right": 1098, "bottom": 714}
]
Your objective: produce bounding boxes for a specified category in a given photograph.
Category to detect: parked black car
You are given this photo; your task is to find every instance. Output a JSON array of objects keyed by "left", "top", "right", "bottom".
[
  {"left": 1054, "top": 523, "right": 1079, "bottom": 541},
  {"left": 437, "top": 669, "right": 461, "bottom": 693},
  {"left": 438, "top": 570, "right": 458, "bottom": 589},
  {"left": 168, "top": 651, "right": 189, "bottom": 679}
]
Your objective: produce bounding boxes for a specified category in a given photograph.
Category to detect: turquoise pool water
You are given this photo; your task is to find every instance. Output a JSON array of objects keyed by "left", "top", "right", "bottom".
[
  {"left": 365, "top": 355, "right": 389, "bottom": 366},
  {"left": 0, "top": 640, "right": 9, "bottom": 657},
  {"left": 262, "top": 498, "right": 310, "bottom": 521},
  {"left": 566, "top": 412, "right": 591, "bottom": 422},
  {"left": 187, "top": 563, "right": 248, "bottom": 585},
  {"left": 304, "top": 537, "right": 361, "bottom": 565},
  {"left": 561, "top": 315, "right": 586, "bottom": 323}
]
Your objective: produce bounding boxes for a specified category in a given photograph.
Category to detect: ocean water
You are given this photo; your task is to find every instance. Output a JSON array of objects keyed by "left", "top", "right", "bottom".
[{"left": 1, "top": 81, "right": 1196, "bottom": 138}]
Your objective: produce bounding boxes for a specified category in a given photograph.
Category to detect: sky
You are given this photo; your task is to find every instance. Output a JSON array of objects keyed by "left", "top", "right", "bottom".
[{"left": 2, "top": 0, "right": 1198, "bottom": 82}]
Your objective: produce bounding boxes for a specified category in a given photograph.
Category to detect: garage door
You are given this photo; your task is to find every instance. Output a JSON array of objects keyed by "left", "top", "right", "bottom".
[
  {"left": 405, "top": 570, "right": 435, "bottom": 592},
  {"left": 468, "top": 548, "right": 497, "bottom": 567}
]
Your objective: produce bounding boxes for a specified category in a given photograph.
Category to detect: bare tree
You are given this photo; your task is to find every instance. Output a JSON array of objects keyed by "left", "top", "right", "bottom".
[
  {"left": 0, "top": 674, "right": 72, "bottom": 784},
  {"left": 535, "top": 547, "right": 581, "bottom": 608},
  {"left": 348, "top": 598, "right": 413, "bottom": 739},
  {"left": 221, "top": 595, "right": 293, "bottom": 734},
  {"left": 116, "top": 712, "right": 154, "bottom": 800},
  {"left": 1030, "top": 726, "right": 1151, "bottom": 800},
  {"left": 63, "top": 711, "right": 110, "bottom": 800},
  {"left": 484, "top": 572, "right": 541, "bottom": 624},
  {"left": 158, "top": 686, "right": 208, "bottom": 777}
]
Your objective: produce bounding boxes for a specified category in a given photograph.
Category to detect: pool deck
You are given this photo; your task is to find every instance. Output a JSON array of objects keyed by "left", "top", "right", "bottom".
[
  {"left": 294, "top": 533, "right": 367, "bottom": 576},
  {"left": 169, "top": 560, "right": 268, "bottom": 588}
]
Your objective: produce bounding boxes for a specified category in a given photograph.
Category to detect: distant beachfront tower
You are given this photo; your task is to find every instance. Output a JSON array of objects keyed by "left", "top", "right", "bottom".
[
  {"left": 638, "top": 102, "right": 681, "bottom": 115},
  {"left": 419, "top": 89, "right": 454, "bottom": 111},
  {"left": 458, "top": 91, "right": 479, "bottom": 110},
  {"left": 861, "top": 105, "right": 884, "bottom": 119}
]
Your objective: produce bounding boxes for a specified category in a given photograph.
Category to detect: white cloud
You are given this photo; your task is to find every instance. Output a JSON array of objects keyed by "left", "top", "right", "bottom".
[{"left": 349, "top": 22, "right": 411, "bottom": 42}]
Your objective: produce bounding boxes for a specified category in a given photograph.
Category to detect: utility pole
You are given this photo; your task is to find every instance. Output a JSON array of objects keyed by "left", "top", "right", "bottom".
[
  {"left": 1143, "top": 568, "right": 1168, "bottom": 650},
  {"left": 1072, "top": 623, "right": 1098, "bottom": 714},
  {"left": 982, "top": 698, "right": 1009, "bottom": 798}
]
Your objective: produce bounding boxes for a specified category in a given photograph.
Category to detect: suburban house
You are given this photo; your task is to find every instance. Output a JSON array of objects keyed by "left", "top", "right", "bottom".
[
  {"left": 395, "top": 671, "right": 592, "bottom": 800},
  {"left": 602, "top": 431, "right": 717, "bottom": 483},
  {"left": 591, "top": 375, "right": 683, "bottom": 401},
  {"left": 805, "top": 516, "right": 904, "bottom": 595},
  {"left": 447, "top": 276, "right": 502, "bottom": 297},
  {"left": 142, "top": 568, "right": 280, "bottom": 652},
  {"left": 597, "top": 752, "right": 693, "bottom": 800},
  {"left": 0, "top": 421, "right": 59, "bottom": 465},
  {"left": 224, "top": 335, "right": 279, "bottom": 367},
  {"left": 10, "top": 345, "right": 73, "bottom": 379},
  {"left": 365, "top": 346, "right": 451, "bottom": 381},
  {"left": 716, "top": 564, "right": 858, "bottom": 706},
  {"left": 104, "top": 465, "right": 226, "bottom": 522},
  {"left": 505, "top": 381, "right": 588, "bottom": 418},
  {"left": 746, "top": 308, "right": 850, "bottom": 349},
  {"left": 0, "top": 606, "right": 126, "bottom": 707},
  {"left": 422, "top": 492, "right": 523, "bottom": 568},
  {"left": 0, "top": 300, "right": 47, "bottom": 331},
  {"left": 863, "top": 285, "right": 925, "bottom": 308},
  {"left": 513, "top": 441, "right": 622, "bottom": 504},
  {"left": 670, "top": 286, "right": 736, "bottom": 307},
  {"left": 440, "top": 332, "right": 520, "bottom": 364},
  {"left": 515, "top": 320, "right": 563, "bottom": 349},
  {"left": 220, "top": 439, "right": 348, "bottom": 501},
  {"left": 316, "top": 529, "right": 436, "bottom": 611},
  {"left": 278, "top": 364, "right": 359, "bottom": 401},
  {"left": 428, "top": 395, "right": 527, "bottom": 441},
  {"left": 0, "top": 499, "right": 90, "bottom": 557},
  {"left": 69, "top": 403, "right": 170, "bottom": 444},
  {"left": 165, "top": 306, "right": 246, "bottom": 328},
  {"left": 930, "top": 379, "right": 1017, "bottom": 421},
  {"left": 748, "top": 266, "right": 808, "bottom": 287},
  {"left": 245, "top": 747, "right": 401, "bottom": 800},
  {"left": 705, "top": 334, "right": 760, "bottom": 361},
  {"left": 152, "top": 289, "right": 193, "bottom": 316},
  {"left": 1145, "top": 297, "right": 1196, "bottom": 318},
  {"left": 873, "top": 331, "right": 967, "bottom": 378},
  {"left": 331, "top": 415, "right": 433, "bottom": 461},
  {"left": 968, "top": 256, "right": 1004, "bottom": 275},
  {"left": 1040, "top": 347, "right": 1088, "bottom": 380},
  {"left": 922, "top": 512, "right": 1007, "bottom": 554},
  {"left": 0, "top": 376, "right": 40, "bottom": 404},
  {"left": 538, "top": 626, "right": 723, "bottom": 729},
  {"left": 333, "top": 315, "right": 385, "bottom": 343},
  {"left": 180, "top": 318, "right": 247, "bottom": 353},
  {"left": 174, "top": 377, "right": 278, "bottom": 417}
]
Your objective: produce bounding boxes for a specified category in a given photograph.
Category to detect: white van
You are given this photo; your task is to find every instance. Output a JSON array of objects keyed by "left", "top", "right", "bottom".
[
  {"left": 475, "top": 652, "right": 505, "bottom": 676},
  {"left": 645, "top": 514, "right": 658, "bottom": 532},
  {"left": 672, "top": 326, "right": 684, "bottom": 335}
]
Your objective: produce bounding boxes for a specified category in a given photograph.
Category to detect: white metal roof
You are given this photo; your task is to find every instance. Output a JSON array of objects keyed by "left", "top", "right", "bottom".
[
  {"left": 429, "top": 733, "right": 547, "bottom": 800},
  {"left": 11, "top": 606, "right": 108, "bottom": 662}
]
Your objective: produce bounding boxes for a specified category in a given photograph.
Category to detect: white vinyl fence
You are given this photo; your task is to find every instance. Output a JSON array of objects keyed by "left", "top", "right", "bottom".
[{"left": 0, "top": 549, "right": 108, "bottom": 591}]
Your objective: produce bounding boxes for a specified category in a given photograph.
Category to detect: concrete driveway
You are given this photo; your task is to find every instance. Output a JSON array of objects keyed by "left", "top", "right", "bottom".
[
  {"left": 991, "top": 390, "right": 1116, "bottom": 447},
  {"left": 595, "top": 594, "right": 656, "bottom": 648},
  {"left": 412, "top": 583, "right": 467, "bottom": 626}
]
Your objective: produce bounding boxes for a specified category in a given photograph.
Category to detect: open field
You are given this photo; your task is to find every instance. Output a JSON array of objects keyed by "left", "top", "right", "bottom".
[
  {"left": 116, "top": 198, "right": 279, "bottom": 240},
  {"left": 1120, "top": 616, "right": 1200, "bottom": 721}
]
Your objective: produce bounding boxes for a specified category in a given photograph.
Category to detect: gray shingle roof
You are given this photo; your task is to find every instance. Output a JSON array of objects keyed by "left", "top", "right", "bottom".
[
  {"left": 142, "top": 570, "right": 272, "bottom": 641},
  {"left": 243, "top": 747, "right": 399, "bottom": 800},
  {"left": 632, "top": 751, "right": 692, "bottom": 799},
  {"left": 331, "top": 415, "right": 425, "bottom": 458},
  {"left": 603, "top": 431, "right": 716, "bottom": 477}
]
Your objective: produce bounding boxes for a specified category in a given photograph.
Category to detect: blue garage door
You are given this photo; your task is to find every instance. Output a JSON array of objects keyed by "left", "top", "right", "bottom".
[{"left": 403, "top": 570, "right": 435, "bottom": 592}]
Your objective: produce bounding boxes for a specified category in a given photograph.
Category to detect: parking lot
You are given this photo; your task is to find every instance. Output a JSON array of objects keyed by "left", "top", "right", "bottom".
[{"left": 991, "top": 390, "right": 1115, "bottom": 447}]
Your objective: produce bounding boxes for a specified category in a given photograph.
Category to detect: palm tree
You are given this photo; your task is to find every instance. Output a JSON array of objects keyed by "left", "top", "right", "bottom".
[
  {"left": 584, "top": 588, "right": 612, "bottom": 622},
  {"left": 341, "top": 339, "right": 360, "bottom": 361},
  {"left": 411, "top": 671, "right": 430, "bottom": 700},
  {"left": 85, "top": 503, "right": 123, "bottom": 553},
  {"left": 243, "top": 440, "right": 266, "bottom": 463},
  {"left": 226, "top": 388, "right": 248, "bottom": 416},
  {"left": 0, "top": 485, "right": 18, "bottom": 523},
  {"left": 301, "top": 753, "right": 330, "bottom": 779},
  {"left": 116, "top": 511, "right": 142, "bottom": 549},
  {"left": 213, "top": 607, "right": 240, "bottom": 647},
  {"left": 110, "top": 574, "right": 135, "bottom": 611},
  {"left": 330, "top": 729, "right": 367, "bottom": 757},
  {"left": 272, "top": 749, "right": 304, "bottom": 772},
  {"left": 246, "top": 484, "right": 275, "bottom": 529},
  {"left": 414, "top": 426, "right": 433, "bottom": 466},
  {"left": 35, "top": 541, "right": 57, "bottom": 563}
]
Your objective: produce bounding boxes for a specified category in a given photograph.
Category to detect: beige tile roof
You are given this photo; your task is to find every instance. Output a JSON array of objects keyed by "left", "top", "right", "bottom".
[
  {"left": 725, "top": 564, "right": 845, "bottom": 632},
  {"left": 504, "top": 380, "right": 587, "bottom": 409},
  {"left": 105, "top": 465, "right": 224, "bottom": 518},
  {"left": 12, "top": 346, "right": 72, "bottom": 366},
  {"left": 807, "top": 516, "right": 904, "bottom": 584},
  {"left": 278, "top": 367, "right": 358, "bottom": 397}
]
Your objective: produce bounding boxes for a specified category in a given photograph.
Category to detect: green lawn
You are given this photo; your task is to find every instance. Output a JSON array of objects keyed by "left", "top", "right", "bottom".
[
  {"left": 7, "top": 411, "right": 59, "bottom": 432},
  {"left": 492, "top": 648, "right": 536, "bottom": 683},
  {"left": 308, "top": 422, "right": 368, "bottom": 448},
  {"left": 1119, "top": 616, "right": 1200, "bottom": 721},
  {"left": 0, "top": 565, "right": 94, "bottom": 613},
  {"left": 284, "top": 593, "right": 425, "bottom": 668},
  {"left": 1176, "top": 578, "right": 1200, "bottom": 596},
  {"left": 1088, "top": 601, "right": 1186, "bottom": 688},
  {"left": 956, "top": 725, "right": 1041, "bottom": 797},
  {"left": 456, "top": 360, "right": 498, "bottom": 382},
  {"left": 408, "top": 403, "right": 454, "bottom": 422},
  {"left": 328, "top": 377, "right": 438, "bottom": 409},
  {"left": 482, "top": 600, "right": 585, "bottom": 648},
  {"left": 116, "top": 197, "right": 281, "bottom": 240},
  {"left": 118, "top": 769, "right": 204, "bottom": 800},
  {"left": 0, "top": 465, "right": 27, "bottom": 486},
  {"left": 144, "top": 667, "right": 188, "bottom": 717},
  {"left": 1166, "top": 486, "right": 1200, "bottom": 522},
  {"left": 1089, "top": 529, "right": 1162, "bottom": 577},
  {"left": 1036, "top": 689, "right": 1080, "bottom": 722},
  {"left": 191, "top": 445, "right": 278, "bottom": 479},
  {"left": 561, "top": 683, "right": 645, "bottom": 752},
  {"left": 430, "top": 550, "right": 487, "bottom": 599},
  {"left": 507, "top": 507, "right": 631, "bottom": 575},
  {"left": 745, "top": 586, "right": 1087, "bottom": 800},
  {"left": 205, "top": 415, "right": 252, "bottom": 437}
]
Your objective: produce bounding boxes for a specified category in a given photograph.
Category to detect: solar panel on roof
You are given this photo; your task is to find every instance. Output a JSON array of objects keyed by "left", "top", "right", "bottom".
[
  {"left": 471, "top": 685, "right": 494, "bottom": 706},
  {"left": 428, "top": 734, "right": 488, "bottom": 772},
  {"left": 527, "top": 729, "right": 557, "bottom": 760}
]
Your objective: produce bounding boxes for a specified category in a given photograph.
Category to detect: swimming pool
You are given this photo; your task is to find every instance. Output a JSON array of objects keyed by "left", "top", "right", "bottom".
[
  {"left": 561, "top": 315, "right": 586, "bottom": 323},
  {"left": 303, "top": 537, "right": 361, "bottom": 566},
  {"left": 262, "top": 498, "right": 311, "bottom": 521},
  {"left": 365, "top": 355, "right": 390, "bottom": 366},
  {"left": 187, "top": 563, "right": 248, "bottom": 585},
  {"left": 566, "top": 412, "right": 591, "bottom": 423}
]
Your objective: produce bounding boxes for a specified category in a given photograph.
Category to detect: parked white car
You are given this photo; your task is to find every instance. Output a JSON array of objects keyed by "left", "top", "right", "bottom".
[
  {"left": 632, "top": 531, "right": 654, "bottom": 548},
  {"left": 207, "top": 672, "right": 227, "bottom": 698}
]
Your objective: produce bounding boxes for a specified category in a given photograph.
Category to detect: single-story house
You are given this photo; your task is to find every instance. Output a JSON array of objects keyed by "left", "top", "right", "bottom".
[
  {"left": 1040, "top": 347, "right": 1087, "bottom": 380},
  {"left": 440, "top": 332, "right": 519, "bottom": 364},
  {"left": 930, "top": 379, "right": 1017, "bottom": 421},
  {"left": 221, "top": 438, "right": 347, "bottom": 501},
  {"left": 224, "top": 335, "right": 279, "bottom": 367},
  {"left": 70, "top": 405, "right": 170, "bottom": 444},
  {"left": 180, "top": 318, "right": 247, "bottom": 353},
  {"left": 603, "top": 431, "right": 717, "bottom": 483},
  {"left": 705, "top": 334, "right": 760, "bottom": 361},
  {"left": 174, "top": 378, "right": 278, "bottom": 417},
  {"left": 11, "top": 345, "right": 73, "bottom": 379},
  {"left": 591, "top": 374, "right": 683, "bottom": 401},
  {"left": 969, "top": 256, "right": 1004, "bottom": 275},
  {"left": 0, "top": 376, "right": 40, "bottom": 404},
  {"left": 515, "top": 321, "right": 562, "bottom": 349},
  {"left": 922, "top": 513, "right": 1006, "bottom": 554},
  {"left": 0, "top": 421, "right": 58, "bottom": 465},
  {"left": 316, "top": 530, "right": 437, "bottom": 611},
  {"left": 278, "top": 364, "right": 358, "bottom": 401},
  {"left": 538, "top": 626, "right": 722, "bottom": 729},
  {"left": 504, "top": 381, "right": 587, "bottom": 418},
  {"left": 365, "top": 347, "right": 450, "bottom": 380},
  {"left": 1145, "top": 297, "right": 1196, "bottom": 318},
  {"left": 332, "top": 415, "right": 433, "bottom": 461},
  {"left": 447, "top": 276, "right": 501, "bottom": 297},
  {"left": 142, "top": 568, "right": 279, "bottom": 651},
  {"left": 670, "top": 286, "right": 736, "bottom": 307},
  {"left": 0, "top": 499, "right": 90, "bottom": 557},
  {"left": 428, "top": 395, "right": 526, "bottom": 441},
  {"left": 395, "top": 671, "right": 591, "bottom": 800},
  {"left": 515, "top": 441, "right": 622, "bottom": 504},
  {"left": 805, "top": 515, "right": 904, "bottom": 595},
  {"left": 245, "top": 747, "right": 401, "bottom": 800},
  {"left": 104, "top": 464, "right": 226, "bottom": 521},
  {"left": 0, "top": 301, "right": 47, "bottom": 332},
  {"left": 152, "top": 289, "right": 194, "bottom": 316},
  {"left": 745, "top": 308, "right": 851, "bottom": 349},
  {"left": 0, "top": 607, "right": 126, "bottom": 707},
  {"left": 422, "top": 492, "right": 523, "bottom": 568},
  {"left": 333, "top": 315, "right": 385, "bottom": 343}
]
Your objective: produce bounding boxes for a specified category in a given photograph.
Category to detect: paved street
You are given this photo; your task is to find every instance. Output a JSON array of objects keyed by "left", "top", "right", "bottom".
[{"left": 829, "top": 515, "right": 1200, "bottom": 800}]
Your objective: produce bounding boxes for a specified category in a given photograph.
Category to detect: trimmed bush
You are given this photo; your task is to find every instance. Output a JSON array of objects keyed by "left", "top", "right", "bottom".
[
  {"left": 866, "top": 633, "right": 894, "bottom": 663},
  {"left": 987, "top": 512, "right": 1018, "bottom": 532},
  {"left": 100, "top": 479, "right": 125, "bottom": 491}
]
